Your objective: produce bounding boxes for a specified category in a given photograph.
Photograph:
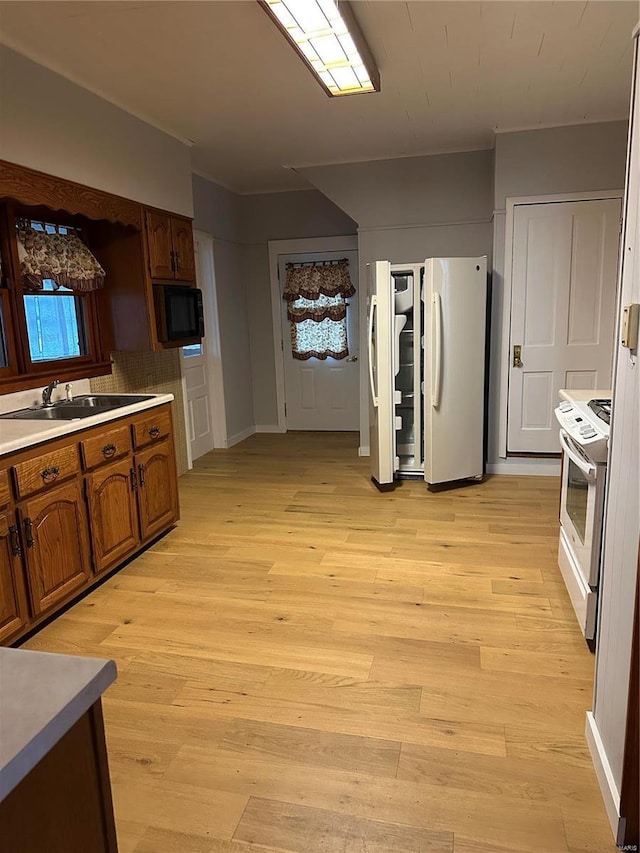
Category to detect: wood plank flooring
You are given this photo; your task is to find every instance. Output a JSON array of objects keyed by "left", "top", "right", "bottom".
[{"left": 21, "top": 432, "right": 615, "bottom": 853}]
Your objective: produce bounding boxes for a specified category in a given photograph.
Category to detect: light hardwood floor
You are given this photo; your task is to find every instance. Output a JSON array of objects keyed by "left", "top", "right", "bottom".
[{"left": 22, "top": 432, "right": 615, "bottom": 853}]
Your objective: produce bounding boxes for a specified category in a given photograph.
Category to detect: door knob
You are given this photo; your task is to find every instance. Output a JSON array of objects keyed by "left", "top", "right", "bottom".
[
  {"left": 346, "top": 355, "right": 358, "bottom": 362},
  {"left": 513, "top": 345, "right": 523, "bottom": 368}
]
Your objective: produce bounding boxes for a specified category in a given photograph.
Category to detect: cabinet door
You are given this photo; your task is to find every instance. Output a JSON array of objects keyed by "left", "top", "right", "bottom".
[
  {"left": 20, "top": 481, "right": 92, "bottom": 616},
  {"left": 87, "top": 457, "right": 140, "bottom": 575},
  {"left": 145, "top": 210, "right": 174, "bottom": 280},
  {"left": 170, "top": 217, "right": 196, "bottom": 283},
  {"left": 136, "top": 440, "right": 179, "bottom": 541},
  {"left": 0, "top": 511, "right": 29, "bottom": 644}
]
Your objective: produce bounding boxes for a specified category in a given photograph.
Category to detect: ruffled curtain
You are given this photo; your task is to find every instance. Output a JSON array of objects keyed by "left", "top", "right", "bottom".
[
  {"left": 17, "top": 225, "right": 106, "bottom": 293},
  {"left": 283, "top": 259, "right": 355, "bottom": 361}
]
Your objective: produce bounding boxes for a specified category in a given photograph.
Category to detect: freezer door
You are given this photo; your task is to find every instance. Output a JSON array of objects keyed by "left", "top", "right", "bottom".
[
  {"left": 368, "top": 261, "right": 396, "bottom": 486},
  {"left": 423, "top": 257, "right": 487, "bottom": 485}
]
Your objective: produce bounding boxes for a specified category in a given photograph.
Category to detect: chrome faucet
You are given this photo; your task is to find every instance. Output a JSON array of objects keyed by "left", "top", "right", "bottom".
[{"left": 42, "top": 380, "right": 60, "bottom": 407}]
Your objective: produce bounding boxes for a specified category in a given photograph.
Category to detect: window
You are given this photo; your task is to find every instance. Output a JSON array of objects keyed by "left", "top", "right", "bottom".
[
  {"left": 282, "top": 259, "right": 355, "bottom": 361},
  {"left": 24, "top": 280, "right": 87, "bottom": 362},
  {"left": 288, "top": 292, "right": 349, "bottom": 360},
  {"left": 182, "top": 343, "right": 202, "bottom": 358},
  {"left": 15, "top": 218, "right": 105, "bottom": 368}
]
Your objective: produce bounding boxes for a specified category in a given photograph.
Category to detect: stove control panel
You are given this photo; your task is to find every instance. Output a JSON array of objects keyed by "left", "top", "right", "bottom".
[{"left": 554, "top": 400, "right": 609, "bottom": 464}]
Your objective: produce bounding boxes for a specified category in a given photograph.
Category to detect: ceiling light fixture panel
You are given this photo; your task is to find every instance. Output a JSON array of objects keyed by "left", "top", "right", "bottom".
[{"left": 259, "top": 0, "right": 380, "bottom": 97}]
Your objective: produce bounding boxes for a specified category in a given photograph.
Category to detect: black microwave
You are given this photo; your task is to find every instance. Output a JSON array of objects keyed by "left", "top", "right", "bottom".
[{"left": 154, "top": 285, "right": 204, "bottom": 345}]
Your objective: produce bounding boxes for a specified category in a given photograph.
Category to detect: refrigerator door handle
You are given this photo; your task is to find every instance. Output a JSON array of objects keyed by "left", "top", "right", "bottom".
[
  {"left": 368, "top": 295, "right": 378, "bottom": 406},
  {"left": 432, "top": 292, "right": 442, "bottom": 408}
]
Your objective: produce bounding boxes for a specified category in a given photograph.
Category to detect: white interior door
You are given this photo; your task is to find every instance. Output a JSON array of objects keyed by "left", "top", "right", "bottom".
[
  {"left": 181, "top": 233, "right": 217, "bottom": 462},
  {"left": 508, "top": 198, "right": 621, "bottom": 453},
  {"left": 280, "top": 250, "right": 359, "bottom": 431}
]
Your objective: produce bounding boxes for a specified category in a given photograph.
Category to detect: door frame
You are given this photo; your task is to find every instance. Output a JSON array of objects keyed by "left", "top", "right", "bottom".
[
  {"left": 180, "top": 230, "right": 227, "bottom": 469},
  {"left": 268, "top": 235, "right": 358, "bottom": 433},
  {"left": 497, "top": 189, "right": 623, "bottom": 458}
]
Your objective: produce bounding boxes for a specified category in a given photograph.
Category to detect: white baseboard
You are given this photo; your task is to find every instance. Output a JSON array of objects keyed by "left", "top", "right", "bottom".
[
  {"left": 486, "top": 461, "right": 561, "bottom": 476},
  {"left": 585, "top": 712, "right": 622, "bottom": 841},
  {"left": 359, "top": 445, "right": 370, "bottom": 457},
  {"left": 255, "top": 424, "right": 286, "bottom": 433},
  {"left": 226, "top": 425, "right": 256, "bottom": 448}
]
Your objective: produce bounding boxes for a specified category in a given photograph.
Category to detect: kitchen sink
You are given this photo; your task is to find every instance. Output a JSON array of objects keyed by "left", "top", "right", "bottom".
[
  {"left": 2, "top": 406, "right": 97, "bottom": 420},
  {"left": 72, "top": 394, "right": 155, "bottom": 408},
  {"left": 0, "top": 394, "right": 156, "bottom": 420}
]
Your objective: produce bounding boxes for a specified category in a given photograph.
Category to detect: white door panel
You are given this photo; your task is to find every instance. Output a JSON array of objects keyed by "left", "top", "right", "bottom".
[
  {"left": 368, "top": 262, "right": 396, "bottom": 486},
  {"left": 281, "top": 250, "right": 359, "bottom": 431},
  {"left": 508, "top": 198, "right": 621, "bottom": 453},
  {"left": 181, "top": 235, "right": 215, "bottom": 462},
  {"left": 423, "top": 257, "right": 487, "bottom": 485}
]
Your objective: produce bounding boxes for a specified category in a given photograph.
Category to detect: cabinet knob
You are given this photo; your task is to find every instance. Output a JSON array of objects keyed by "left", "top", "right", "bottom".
[
  {"left": 102, "top": 443, "right": 117, "bottom": 458},
  {"left": 148, "top": 426, "right": 160, "bottom": 439},
  {"left": 41, "top": 466, "right": 59, "bottom": 483}
]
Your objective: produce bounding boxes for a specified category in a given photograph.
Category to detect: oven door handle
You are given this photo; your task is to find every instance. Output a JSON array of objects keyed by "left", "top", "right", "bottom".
[{"left": 559, "top": 430, "right": 597, "bottom": 480}]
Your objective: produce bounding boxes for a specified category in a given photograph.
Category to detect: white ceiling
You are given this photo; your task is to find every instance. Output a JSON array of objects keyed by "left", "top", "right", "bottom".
[{"left": 0, "top": 1, "right": 637, "bottom": 193}]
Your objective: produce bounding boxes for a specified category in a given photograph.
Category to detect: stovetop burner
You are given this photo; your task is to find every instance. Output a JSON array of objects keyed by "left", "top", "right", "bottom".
[{"left": 588, "top": 398, "right": 612, "bottom": 425}]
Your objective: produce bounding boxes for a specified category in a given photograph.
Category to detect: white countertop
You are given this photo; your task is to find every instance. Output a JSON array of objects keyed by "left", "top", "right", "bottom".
[
  {"left": 559, "top": 388, "right": 612, "bottom": 404},
  {"left": 0, "top": 392, "right": 173, "bottom": 457},
  {"left": 0, "top": 648, "right": 117, "bottom": 801}
]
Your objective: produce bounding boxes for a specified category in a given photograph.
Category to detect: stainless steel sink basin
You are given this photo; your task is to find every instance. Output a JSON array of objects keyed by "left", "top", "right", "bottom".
[
  {"left": 0, "top": 394, "right": 156, "bottom": 420},
  {"left": 72, "top": 394, "right": 155, "bottom": 408},
  {"left": 3, "top": 406, "right": 97, "bottom": 420}
]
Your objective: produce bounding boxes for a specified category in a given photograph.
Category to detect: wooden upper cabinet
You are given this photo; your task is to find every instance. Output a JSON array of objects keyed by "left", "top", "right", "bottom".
[
  {"left": 87, "top": 457, "right": 139, "bottom": 575},
  {"left": 20, "top": 481, "right": 92, "bottom": 616},
  {"left": 144, "top": 209, "right": 195, "bottom": 284},
  {"left": 171, "top": 217, "right": 196, "bottom": 282},
  {"left": 0, "top": 510, "right": 29, "bottom": 644},
  {"left": 145, "top": 210, "right": 174, "bottom": 280}
]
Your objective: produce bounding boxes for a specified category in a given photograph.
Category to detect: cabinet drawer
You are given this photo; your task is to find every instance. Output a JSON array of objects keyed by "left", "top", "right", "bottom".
[
  {"left": 132, "top": 408, "right": 171, "bottom": 449},
  {"left": 81, "top": 424, "right": 132, "bottom": 470},
  {"left": 0, "top": 470, "right": 11, "bottom": 507},
  {"left": 13, "top": 445, "right": 80, "bottom": 499}
]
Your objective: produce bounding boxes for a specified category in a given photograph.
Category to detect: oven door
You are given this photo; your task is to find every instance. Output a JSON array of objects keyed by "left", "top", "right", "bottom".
[{"left": 558, "top": 429, "right": 605, "bottom": 587}]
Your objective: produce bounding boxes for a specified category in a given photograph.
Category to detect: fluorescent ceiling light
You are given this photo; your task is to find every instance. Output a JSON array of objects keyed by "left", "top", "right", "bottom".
[{"left": 259, "top": 0, "right": 380, "bottom": 97}]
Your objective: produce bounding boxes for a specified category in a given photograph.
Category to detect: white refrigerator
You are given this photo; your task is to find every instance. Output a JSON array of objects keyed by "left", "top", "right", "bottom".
[{"left": 367, "top": 256, "right": 487, "bottom": 488}]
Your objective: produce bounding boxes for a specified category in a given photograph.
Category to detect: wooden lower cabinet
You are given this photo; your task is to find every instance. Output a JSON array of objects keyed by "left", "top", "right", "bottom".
[
  {"left": 0, "top": 510, "right": 29, "bottom": 644},
  {"left": 19, "top": 481, "right": 92, "bottom": 617},
  {"left": 87, "top": 457, "right": 140, "bottom": 575},
  {"left": 136, "top": 439, "right": 179, "bottom": 541},
  {"left": 0, "top": 403, "right": 179, "bottom": 644}
]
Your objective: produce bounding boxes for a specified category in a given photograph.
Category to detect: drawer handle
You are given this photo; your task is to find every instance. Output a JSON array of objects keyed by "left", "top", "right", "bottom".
[
  {"left": 41, "top": 466, "right": 60, "bottom": 483},
  {"left": 138, "top": 463, "right": 146, "bottom": 487},
  {"left": 148, "top": 426, "right": 160, "bottom": 439},
  {"left": 9, "top": 524, "right": 22, "bottom": 557},
  {"left": 102, "top": 443, "right": 117, "bottom": 458},
  {"left": 24, "top": 518, "right": 34, "bottom": 548}
]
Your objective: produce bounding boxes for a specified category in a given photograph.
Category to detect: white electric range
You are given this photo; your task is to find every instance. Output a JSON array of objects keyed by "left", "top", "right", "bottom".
[{"left": 554, "top": 394, "right": 611, "bottom": 643}]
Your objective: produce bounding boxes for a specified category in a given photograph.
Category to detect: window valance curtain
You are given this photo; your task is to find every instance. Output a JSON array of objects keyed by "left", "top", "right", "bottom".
[
  {"left": 283, "top": 259, "right": 355, "bottom": 323},
  {"left": 17, "top": 225, "right": 106, "bottom": 293}
]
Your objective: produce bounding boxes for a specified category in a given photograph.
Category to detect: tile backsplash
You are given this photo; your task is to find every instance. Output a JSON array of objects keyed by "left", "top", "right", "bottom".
[{"left": 91, "top": 350, "right": 188, "bottom": 475}]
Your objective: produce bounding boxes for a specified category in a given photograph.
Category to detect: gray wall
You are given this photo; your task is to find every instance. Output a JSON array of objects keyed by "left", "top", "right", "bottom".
[
  {"left": 0, "top": 46, "right": 193, "bottom": 216},
  {"left": 192, "top": 174, "right": 254, "bottom": 442},
  {"left": 494, "top": 121, "right": 629, "bottom": 210},
  {"left": 192, "top": 177, "right": 357, "bottom": 432},
  {"left": 299, "top": 150, "right": 495, "bottom": 449},
  {"left": 489, "top": 121, "right": 628, "bottom": 468}
]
